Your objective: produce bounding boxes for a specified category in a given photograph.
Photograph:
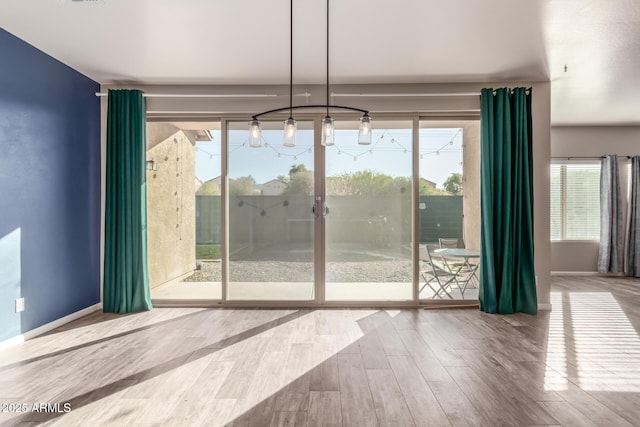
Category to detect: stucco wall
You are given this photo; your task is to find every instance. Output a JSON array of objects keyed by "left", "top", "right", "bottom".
[
  {"left": 146, "top": 124, "right": 196, "bottom": 288},
  {"left": 462, "top": 121, "right": 481, "bottom": 250}
]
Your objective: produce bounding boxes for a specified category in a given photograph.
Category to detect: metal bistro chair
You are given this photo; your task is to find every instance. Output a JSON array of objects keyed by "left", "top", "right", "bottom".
[
  {"left": 419, "top": 245, "right": 457, "bottom": 299},
  {"left": 437, "top": 238, "right": 478, "bottom": 297},
  {"left": 438, "top": 237, "right": 466, "bottom": 276}
]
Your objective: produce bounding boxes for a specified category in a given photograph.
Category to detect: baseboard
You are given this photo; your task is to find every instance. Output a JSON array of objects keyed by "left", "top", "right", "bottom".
[
  {"left": 551, "top": 271, "right": 599, "bottom": 276},
  {"left": 537, "top": 303, "right": 552, "bottom": 311},
  {"left": 0, "top": 303, "right": 102, "bottom": 352}
]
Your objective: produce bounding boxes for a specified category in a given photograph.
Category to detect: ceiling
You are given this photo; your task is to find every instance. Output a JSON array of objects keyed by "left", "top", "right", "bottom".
[{"left": 1, "top": 0, "right": 639, "bottom": 125}]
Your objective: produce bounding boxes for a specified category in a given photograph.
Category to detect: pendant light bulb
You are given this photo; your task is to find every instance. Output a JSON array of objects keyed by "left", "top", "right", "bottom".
[
  {"left": 283, "top": 118, "right": 297, "bottom": 147},
  {"left": 249, "top": 119, "right": 262, "bottom": 148},
  {"left": 321, "top": 116, "right": 335, "bottom": 146},
  {"left": 358, "top": 114, "right": 372, "bottom": 145}
]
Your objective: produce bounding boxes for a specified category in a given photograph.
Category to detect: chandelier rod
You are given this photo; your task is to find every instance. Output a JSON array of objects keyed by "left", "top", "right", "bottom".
[
  {"left": 326, "top": 0, "right": 330, "bottom": 118},
  {"left": 289, "top": 0, "right": 293, "bottom": 120}
]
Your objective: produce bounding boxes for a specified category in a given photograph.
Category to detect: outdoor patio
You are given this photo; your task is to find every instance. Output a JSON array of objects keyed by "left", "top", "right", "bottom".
[{"left": 150, "top": 244, "right": 478, "bottom": 301}]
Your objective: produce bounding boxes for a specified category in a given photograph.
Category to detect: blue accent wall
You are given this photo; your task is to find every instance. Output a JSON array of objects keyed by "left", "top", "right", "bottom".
[{"left": 0, "top": 28, "right": 100, "bottom": 342}]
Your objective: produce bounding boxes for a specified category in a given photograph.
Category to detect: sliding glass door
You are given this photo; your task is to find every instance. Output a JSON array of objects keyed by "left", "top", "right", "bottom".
[
  {"left": 324, "top": 120, "right": 413, "bottom": 301},
  {"left": 147, "top": 116, "right": 479, "bottom": 304},
  {"left": 226, "top": 119, "right": 414, "bottom": 302},
  {"left": 418, "top": 120, "right": 480, "bottom": 301},
  {"left": 227, "top": 121, "right": 315, "bottom": 301}
]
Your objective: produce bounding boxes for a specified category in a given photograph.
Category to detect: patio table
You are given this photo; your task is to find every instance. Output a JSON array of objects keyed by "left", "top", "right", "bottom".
[{"left": 434, "top": 248, "right": 480, "bottom": 298}]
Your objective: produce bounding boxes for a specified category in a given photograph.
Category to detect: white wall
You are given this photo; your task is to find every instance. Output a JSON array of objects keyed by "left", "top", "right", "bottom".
[
  {"left": 551, "top": 126, "right": 640, "bottom": 272},
  {"left": 101, "top": 81, "right": 551, "bottom": 307}
]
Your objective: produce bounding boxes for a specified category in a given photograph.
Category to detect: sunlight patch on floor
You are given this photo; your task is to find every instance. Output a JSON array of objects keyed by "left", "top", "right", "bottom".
[
  {"left": 570, "top": 292, "right": 640, "bottom": 392},
  {"left": 544, "top": 292, "right": 568, "bottom": 391},
  {"left": 545, "top": 291, "right": 640, "bottom": 392},
  {"left": 0, "top": 308, "right": 209, "bottom": 368}
]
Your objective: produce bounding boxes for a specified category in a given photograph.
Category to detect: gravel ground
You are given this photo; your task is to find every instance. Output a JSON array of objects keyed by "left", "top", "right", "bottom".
[
  {"left": 185, "top": 244, "right": 414, "bottom": 282},
  {"left": 185, "top": 259, "right": 413, "bottom": 282}
]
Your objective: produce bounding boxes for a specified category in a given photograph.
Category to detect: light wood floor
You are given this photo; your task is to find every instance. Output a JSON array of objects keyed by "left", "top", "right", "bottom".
[{"left": 1, "top": 276, "right": 639, "bottom": 426}]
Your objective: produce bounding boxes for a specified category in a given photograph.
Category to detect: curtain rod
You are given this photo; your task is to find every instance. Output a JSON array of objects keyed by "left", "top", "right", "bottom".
[
  {"left": 332, "top": 92, "right": 480, "bottom": 97},
  {"left": 96, "top": 88, "right": 531, "bottom": 98},
  {"left": 332, "top": 88, "right": 532, "bottom": 98},
  {"left": 94, "top": 92, "right": 311, "bottom": 98},
  {"left": 552, "top": 156, "right": 633, "bottom": 160}
]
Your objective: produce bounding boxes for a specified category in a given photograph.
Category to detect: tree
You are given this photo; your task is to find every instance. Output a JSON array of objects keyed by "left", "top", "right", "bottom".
[
  {"left": 326, "top": 170, "right": 411, "bottom": 196},
  {"left": 283, "top": 170, "right": 313, "bottom": 195},
  {"left": 196, "top": 180, "right": 220, "bottom": 195},
  {"left": 283, "top": 164, "right": 313, "bottom": 195},
  {"left": 229, "top": 175, "right": 259, "bottom": 195},
  {"left": 289, "top": 164, "right": 308, "bottom": 177},
  {"left": 419, "top": 179, "right": 445, "bottom": 195},
  {"left": 443, "top": 173, "right": 463, "bottom": 195}
]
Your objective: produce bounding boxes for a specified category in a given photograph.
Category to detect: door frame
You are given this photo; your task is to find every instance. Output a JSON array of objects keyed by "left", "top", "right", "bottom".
[{"left": 150, "top": 113, "right": 478, "bottom": 308}]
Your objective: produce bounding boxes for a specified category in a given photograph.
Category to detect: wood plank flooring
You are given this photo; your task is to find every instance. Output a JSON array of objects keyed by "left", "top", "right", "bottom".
[{"left": 1, "top": 276, "right": 640, "bottom": 426}]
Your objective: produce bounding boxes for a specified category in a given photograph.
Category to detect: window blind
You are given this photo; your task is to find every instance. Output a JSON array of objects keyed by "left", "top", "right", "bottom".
[{"left": 550, "top": 163, "right": 601, "bottom": 240}]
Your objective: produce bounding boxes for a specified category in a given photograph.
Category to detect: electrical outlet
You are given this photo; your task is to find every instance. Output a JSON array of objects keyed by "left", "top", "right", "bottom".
[{"left": 15, "top": 298, "right": 25, "bottom": 313}]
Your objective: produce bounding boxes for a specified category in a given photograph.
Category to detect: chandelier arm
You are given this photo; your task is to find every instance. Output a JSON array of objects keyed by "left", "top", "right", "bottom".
[{"left": 253, "top": 105, "right": 369, "bottom": 120}]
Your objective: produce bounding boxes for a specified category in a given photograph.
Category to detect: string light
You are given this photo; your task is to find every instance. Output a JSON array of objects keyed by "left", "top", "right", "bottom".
[
  {"left": 195, "top": 146, "right": 220, "bottom": 157},
  {"left": 226, "top": 137, "right": 314, "bottom": 159},
  {"left": 418, "top": 128, "right": 462, "bottom": 158},
  {"left": 233, "top": 195, "right": 294, "bottom": 216},
  {"left": 221, "top": 128, "right": 462, "bottom": 163}
]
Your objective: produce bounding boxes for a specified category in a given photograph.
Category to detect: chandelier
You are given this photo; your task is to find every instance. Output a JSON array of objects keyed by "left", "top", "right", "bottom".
[{"left": 249, "top": 0, "right": 372, "bottom": 148}]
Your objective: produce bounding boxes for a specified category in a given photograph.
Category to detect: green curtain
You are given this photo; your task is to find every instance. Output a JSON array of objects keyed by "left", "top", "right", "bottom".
[
  {"left": 479, "top": 88, "right": 537, "bottom": 315},
  {"left": 104, "top": 89, "right": 152, "bottom": 314}
]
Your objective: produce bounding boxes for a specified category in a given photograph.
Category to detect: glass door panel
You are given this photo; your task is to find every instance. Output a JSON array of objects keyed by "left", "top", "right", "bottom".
[
  {"left": 418, "top": 120, "right": 480, "bottom": 301},
  {"left": 324, "top": 120, "right": 413, "bottom": 301},
  {"left": 227, "top": 121, "right": 315, "bottom": 300},
  {"left": 147, "top": 121, "right": 222, "bottom": 300}
]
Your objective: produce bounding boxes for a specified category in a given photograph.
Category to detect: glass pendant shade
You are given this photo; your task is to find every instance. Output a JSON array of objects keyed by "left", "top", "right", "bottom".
[
  {"left": 249, "top": 119, "right": 262, "bottom": 147},
  {"left": 283, "top": 118, "right": 297, "bottom": 147},
  {"left": 321, "top": 116, "right": 335, "bottom": 146},
  {"left": 358, "top": 115, "right": 372, "bottom": 145}
]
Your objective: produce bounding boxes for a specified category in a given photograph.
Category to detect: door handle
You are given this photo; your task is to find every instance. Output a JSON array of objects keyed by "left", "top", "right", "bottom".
[
  {"left": 313, "top": 197, "right": 321, "bottom": 218},
  {"left": 313, "top": 198, "right": 330, "bottom": 217},
  {"left": 322, "top": 202, "right": 330, "bottom": 217}
]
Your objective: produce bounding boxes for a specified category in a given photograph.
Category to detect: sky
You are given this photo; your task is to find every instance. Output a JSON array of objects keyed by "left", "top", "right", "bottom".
[{"left": 195, "top": 126, "right": 463, "bottom": 188}]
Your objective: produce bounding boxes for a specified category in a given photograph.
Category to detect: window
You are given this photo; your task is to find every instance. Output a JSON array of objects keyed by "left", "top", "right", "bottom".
[{"left": 550, "top": 162, "right": 600, "bottom": 240}]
